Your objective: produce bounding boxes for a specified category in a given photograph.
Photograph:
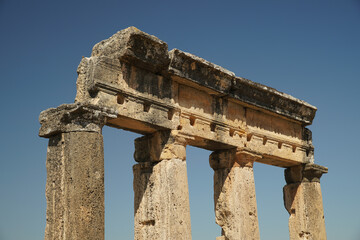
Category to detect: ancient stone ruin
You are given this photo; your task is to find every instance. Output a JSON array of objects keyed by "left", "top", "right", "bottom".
[{"left": 39, "top": 27, "right": 327, "bottom": 240}]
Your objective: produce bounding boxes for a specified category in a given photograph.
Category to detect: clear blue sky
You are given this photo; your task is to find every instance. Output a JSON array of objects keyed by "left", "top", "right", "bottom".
[{"left": 1, "top": 0, "right": 359, "bottom": 239}]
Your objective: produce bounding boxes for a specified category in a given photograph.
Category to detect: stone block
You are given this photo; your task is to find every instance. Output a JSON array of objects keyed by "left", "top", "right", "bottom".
[
  {"left": 39, "top": 103, "right": 117, "bottom": 138},
  {"left": 283, "top": 164, "right": 327, "bottom": 240},
  {"left": 210, "top": 149, "right": 260, "bottom": 240},
  {"left": 45, "top": 131, "right": 104, "bottom": 240},
  {"left": 134, "top": 131, "right": 186, "bottom": 162},
  {"left": 169, "top": 48, "right": 234, "bottom": 93},
  {"left": 133, "top": 133, "right": 191, "bottom": 240},
  {"left": 92, "top": 26, "right": 170, "bottom": 73}
]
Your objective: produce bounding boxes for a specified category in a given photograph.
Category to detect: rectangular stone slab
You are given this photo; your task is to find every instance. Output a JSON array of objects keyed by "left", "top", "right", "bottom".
[{"left": 73, "top": 27, "right": 317, "bottom": 167}]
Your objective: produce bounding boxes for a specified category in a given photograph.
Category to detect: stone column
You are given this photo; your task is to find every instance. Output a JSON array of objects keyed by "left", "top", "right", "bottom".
[
  {"left": 283, "top": 163, "right": 328, "bottom": 240},
  {"left": 39, "top": 103, "right": 116, "bottom": 240},
  {"left": 133, "top": 130, "right": 192, "bottom": 240},
  {"left": 209, "top": 148, "right": 261, "bottom": 240}
]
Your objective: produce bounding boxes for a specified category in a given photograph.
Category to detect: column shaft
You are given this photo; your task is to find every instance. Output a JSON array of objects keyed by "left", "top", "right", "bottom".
[
  {"left": 210, "top": 149, "right": 260, "bottom": 240},
  {"left": 45, "top": 132, "right": 105, "bottom": 240},
  {"left": 133, "top": 131, "right": 192, "bottom": 240},
  {"left": 283, "top": 164, "right": 327, "bottom": 240},
  {"left": 39, "top": 104, "right": 112, "bottom": 240}
]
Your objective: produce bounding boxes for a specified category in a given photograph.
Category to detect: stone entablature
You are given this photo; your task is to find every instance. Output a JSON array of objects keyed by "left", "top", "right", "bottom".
[
  {"left": 39, "top": 27, "right": 327, "bottom": 240},
  {"left": 74, "top": 26, "right": 316, "bottom": 168}
]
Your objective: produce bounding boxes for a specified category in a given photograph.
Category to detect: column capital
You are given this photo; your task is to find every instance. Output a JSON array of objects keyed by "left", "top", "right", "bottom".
[
  {"left": 134, "top": 130, "right": 187, "bottom": 162},
  {"left": 209, "top": 148, "right": 262, "bottom": 170},
  {"left": 39, "top": 103, "right": 117, "bottom": 138},
  {"left": 285, "top": 163, "right": 328, "bottom": 184},
  {"left": 235, "top": 148, "right": 263, "bottom": 167}
]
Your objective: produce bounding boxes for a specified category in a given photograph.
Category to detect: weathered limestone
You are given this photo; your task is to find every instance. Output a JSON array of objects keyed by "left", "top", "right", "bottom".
[
  {"left": 133, "top": 131, "right": 192, "bottom": 240},
  {"left": 39, "top": 104, "right": 116, "bottom": 240},
  {"left": 210, "top": 148, "right": 261, "bottom": 240},
  {"left": 73, "top": 26, "right": 316, "bottom": 167},
  {"left": 283, "top": 164, "right": 328, "bottom": 240},
  {"left": 39, "top": 27, "right": 328, "bottom": 239}
]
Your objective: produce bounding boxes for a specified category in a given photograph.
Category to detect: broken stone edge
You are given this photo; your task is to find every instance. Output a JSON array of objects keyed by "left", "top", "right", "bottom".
[
  {"left": 39, "top": 103, "right": 118, "bottom": 138},
  {"left": 285, "top": 163, "right": 328, "bottom": 184},
  {"left": 168, "top": 49, "right": 317, "bottom": 124},
  {"left": 88, "top": 27, "right": 317, "bottom": 125}
]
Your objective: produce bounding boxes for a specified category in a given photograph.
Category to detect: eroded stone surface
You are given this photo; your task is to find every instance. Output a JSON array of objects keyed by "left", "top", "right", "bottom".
[
  {"left": 210, "top": 149, "right": 261, "bottom": 240},
  {"left": 133, "top": 131, "right": 192, "bottom": 240},
  {"left": 92, "top": 26, "right": 169, "bottom": 73},
  {"left": 40, "top": 104, "right": 107, "bottom": 240},
  {"left": 283, "top": 164, "right": 327, "bottom": 240},
  {"left": 39, "top": 103, "right": 117, "bottom": 137},
  {"left": 45, "top": 131, "right": 104, "bottom": 240},
  {"left": 72, "top": 26, "right": 317, "bottom": 167},
  {"left": 39, "top": 27, "right": 328, "bottom": 240}
]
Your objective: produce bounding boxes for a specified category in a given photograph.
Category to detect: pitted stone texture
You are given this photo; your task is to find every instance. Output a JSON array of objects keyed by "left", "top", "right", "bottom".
[
  {"left": 91, "top": 26, "right": 170, "bottom": 73},
  {"left": 133, "top": 134, "right": 191, "bottom": 240},
  {"left": 210, "top": 148, "right": 261, "bottom": 169},
  {"left": 45, "top": 131, "right": 104, "bottom": 240},
  {"left": 210, "top": 149, "right": 260, "bottom": 240},
  {"left": 283, "top": 164, "right": 327, "bottom": 240},
  {"left": 75, "top": 56, "right": 122, "bottom": 102},
  {"left": 39, "top": 103, "right": 117, "bottom": 138},
  {"left": 134, "top": 130, "right": 187, "bottom": 162},
  {"left": 39, "top": 27, "right": 328, "bottom": 240},
  {"left": 285, "top": 163, "right": 328, "bottom": 184},
  {"left": 284, "top": 182, "right": 326, "bottom": 240},
  {"left": 71, "top": 27, "right": 318, "bottom": 166},
  {"left": 169, "top": 48, "right": 316, "bottom": 124},
  {"left": 169, "top": 49, "right": 235, "bottom": 93},
  {"left": 230, "top": 76, "right": 316, "bottom": 124}
]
